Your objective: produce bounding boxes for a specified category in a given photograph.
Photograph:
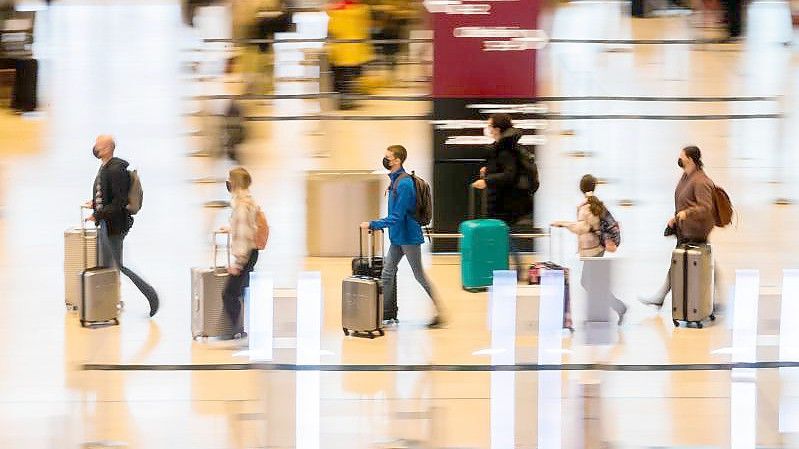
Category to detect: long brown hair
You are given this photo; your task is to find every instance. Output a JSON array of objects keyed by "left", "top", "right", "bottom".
[
  {"left": 682, "top": 145, "right": 704, "bottom": 169},
  {"left": 580, "top": 174, "right": 606, "bottom": 217}
]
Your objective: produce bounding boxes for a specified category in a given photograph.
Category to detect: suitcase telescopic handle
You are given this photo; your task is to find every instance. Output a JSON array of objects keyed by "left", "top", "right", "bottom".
[
  {"left": 358, "top": 227, "right": 383, "bottom": 268},
  {"left": 80, "top": 205, "right": 93, "bottom": 230},
  {"left": 80, "top": 205, "right": 96, "bottom": 267},
  {"left": 468, "top": 184, "right": 487, "bottom": 220},
  {"left": 212, "top": 230, "right": 231, "bottom": 270},
  {"left": 548, "top": 224, "right": 564, "bottom": 264},
  {"left": 468, "top": 185, "right": 475, "bottom": 220},
  {"left": 368, "top": 229, "right": 373, "bottom": 267}
]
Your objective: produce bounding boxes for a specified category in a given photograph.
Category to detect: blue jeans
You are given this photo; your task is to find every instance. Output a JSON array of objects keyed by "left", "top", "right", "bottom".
[
  {"left": 381, "top": 244, "right": 442, "bottom": 320},
  {"left": 98, "top": 220, "right": 158, "bottom": 304}
]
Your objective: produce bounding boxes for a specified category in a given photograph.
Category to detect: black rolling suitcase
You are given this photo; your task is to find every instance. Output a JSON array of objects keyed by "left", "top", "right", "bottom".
[
  {"left": 11, "top": 58, "right": 37, "bottom": 112},
  {"left": 350, "top": 229, "right": 397, "bottom": 301}
]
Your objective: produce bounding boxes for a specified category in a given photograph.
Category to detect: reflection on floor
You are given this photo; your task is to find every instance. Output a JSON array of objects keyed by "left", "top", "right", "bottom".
[{"left": 1, "top": 0, "right": 799, "bottom": 447}]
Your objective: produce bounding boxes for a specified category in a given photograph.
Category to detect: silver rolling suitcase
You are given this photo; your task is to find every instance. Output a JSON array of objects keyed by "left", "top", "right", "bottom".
[
  {"left": 191, "top": 230, "right": 244, "bottom": 339},
  {"left": 671, "top": 243, "right": 716, "bottom": 328},
  {"left": 80, "top": 267, "right": 121, "bottom": 327},
  {"left": 64, "top": 206, "right": 97, "bottom": 311},
  {"left": 342, "top": 229, "right": 384, "bottom": 338}
]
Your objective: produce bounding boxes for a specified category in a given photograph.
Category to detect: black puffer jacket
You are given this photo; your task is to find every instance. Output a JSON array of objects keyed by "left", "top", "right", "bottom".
[
  {"left": 92, "top": 157, "right": 132, "bottom": 236},
  {"left": 485, "top": 128, "right": 533, "bottom": 224}
]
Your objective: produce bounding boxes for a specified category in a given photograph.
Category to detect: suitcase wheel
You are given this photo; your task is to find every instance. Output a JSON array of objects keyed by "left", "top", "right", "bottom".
[
  {"left": 342, "top": 328, "right": 349, "bottom": 336},
  {"left": 113, "top": 318, "right": 119, "bottom": 326},
  {"left": 672, "top": 319, "right": 680, "bottom": 327},
  {"left": 709, "top": 314, "right": 716, "bottom": 321},
  {"left": 696, "top": 322, "right": 704, "bottom": 329},
  {"left": 378, "top": 329, "right": 385, "bottom": 337},
  {"left": 367, "top": 332, "right": 376, "bottom": 339}
]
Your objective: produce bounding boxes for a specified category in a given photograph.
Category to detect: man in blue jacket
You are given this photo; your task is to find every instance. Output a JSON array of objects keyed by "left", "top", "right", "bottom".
[{"left": 360, "top": 145, "right": 446, "bottom": 329}]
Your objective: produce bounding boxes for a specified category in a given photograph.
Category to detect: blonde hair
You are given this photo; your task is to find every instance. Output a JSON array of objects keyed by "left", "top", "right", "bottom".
[{"left": 228, "top": 167, "right": 252, "bottom": 191}]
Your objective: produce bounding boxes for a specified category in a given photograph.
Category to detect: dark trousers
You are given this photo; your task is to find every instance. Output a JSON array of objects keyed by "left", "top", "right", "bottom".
[
  {"left": 223, "top": 250, "right": 259, "bottom": 326},
  {"left": 725, "top": 0, "right": 742, "bottom": 37},
  {"left": 508, "top": 234, "right": 523, "bottom": 274},
  {"left": 506, "top": 211, "right": 534, "bottom": 275},
  {"left": 98, "top": 220, "right": 158, "bottom": 304},
  {"left": 331, "top": 65, "right": 362, "bottom": 109}
]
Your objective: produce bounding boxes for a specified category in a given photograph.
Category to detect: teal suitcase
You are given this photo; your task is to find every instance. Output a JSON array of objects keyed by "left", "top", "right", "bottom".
[{"left": 459, "top": 219, "right": 509, "bottom": 292}]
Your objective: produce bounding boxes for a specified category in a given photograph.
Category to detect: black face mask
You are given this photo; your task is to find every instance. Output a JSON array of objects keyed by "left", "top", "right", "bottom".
[
  {"left": 92, "top": 146, "right": 101, "bottom": 159},
  {"left": 225, "top": 181, "right": 232, "bottom": 192},
  {"left": 382, "top": 157, "right": 392, "bottom": 170},
  {"left": 677, "top": 158, "right": 685, "bottom": 169}
]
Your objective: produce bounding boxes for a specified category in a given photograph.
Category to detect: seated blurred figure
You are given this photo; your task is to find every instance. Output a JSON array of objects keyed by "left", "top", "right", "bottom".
[
  {"left": 182, "top": 0, "right": 210, "bottom": 27},
  {"left": 0, "top": 0, "right": 15, "bottom": 18},
  {"left": 234, "top": 0, "right": 293, "bottom": 95},
  {"left": 370, "top": 7, "right": 401, "bottom": 77}
]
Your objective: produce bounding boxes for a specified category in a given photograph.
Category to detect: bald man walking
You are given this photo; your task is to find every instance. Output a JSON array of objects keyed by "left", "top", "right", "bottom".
[{"left": 87, "top": 135, "right": 159, "bottom": 317}]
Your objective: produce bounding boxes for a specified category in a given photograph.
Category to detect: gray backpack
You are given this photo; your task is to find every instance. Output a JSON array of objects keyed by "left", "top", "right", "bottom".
[{"left": 127, "top": 169, "right": 143, "bottom": 214}]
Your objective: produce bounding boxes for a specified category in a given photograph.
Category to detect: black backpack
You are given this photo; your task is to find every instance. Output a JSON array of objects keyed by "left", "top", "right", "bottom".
[
  {"left": 392, "top": 171, "right": 433, "bottom": 226},
  {"left": 515, "top": 145, "right": 540, "bottom": 193}
]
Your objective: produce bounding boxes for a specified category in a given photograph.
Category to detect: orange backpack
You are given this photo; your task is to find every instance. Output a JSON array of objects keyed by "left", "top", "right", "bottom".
[{"left": 255, "top": 207, "right": 269, "bottom": 250}]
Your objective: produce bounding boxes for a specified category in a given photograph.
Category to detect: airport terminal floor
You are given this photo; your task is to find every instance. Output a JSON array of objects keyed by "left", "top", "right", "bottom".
[{"left": 2, "top": 0, "right": 799, "bottom": 447}]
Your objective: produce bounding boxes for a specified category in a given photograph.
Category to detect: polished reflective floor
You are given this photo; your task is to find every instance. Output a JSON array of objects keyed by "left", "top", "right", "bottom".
[{"left": 2, "top": 0, "right": 799, "bottom": 447}]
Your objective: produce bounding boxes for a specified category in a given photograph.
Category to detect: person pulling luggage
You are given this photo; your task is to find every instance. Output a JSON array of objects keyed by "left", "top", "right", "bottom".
[
  {"left": 85, "top": 135, "right": 159, "bottom": 317},
  {"left": 552, "top": 174, "right": 627, "bottom": 325},
  {"left": 360, "top": 145, "right": 446, "bottom": 328},
  {"left": 639, "top": 146, "right": 726, "bottom": 310},
  {"left": 220, "top": 167, "right": 268, "bottom": 332},
  {"left": 472, "top": 113, "right": 536, "bottom": 281}
]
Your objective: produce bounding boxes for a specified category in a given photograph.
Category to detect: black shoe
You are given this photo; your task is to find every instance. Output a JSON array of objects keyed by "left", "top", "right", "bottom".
[
  {"left": 147, "top": 292, "right": 160, "bottom": 317},
  {"left": 427, "top": 316, "right": 446, "bottom": 329}
]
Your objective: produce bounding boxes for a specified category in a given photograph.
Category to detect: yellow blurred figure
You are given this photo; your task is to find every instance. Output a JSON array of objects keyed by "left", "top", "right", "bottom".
[
  {"left": 327, "top": 0, "right": 374, "bottom": 108},
  {"left": 327, "top": 0, "right": 374, "bottom": 67}
]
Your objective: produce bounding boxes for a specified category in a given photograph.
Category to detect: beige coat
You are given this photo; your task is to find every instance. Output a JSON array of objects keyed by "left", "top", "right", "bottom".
[{"left": 563, "top": 195, "right": 604, "bottom": 257}]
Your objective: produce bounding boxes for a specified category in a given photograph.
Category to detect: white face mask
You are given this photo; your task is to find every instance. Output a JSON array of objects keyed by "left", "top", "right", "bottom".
[{"left": 483, "top": 126, "right": 495, "bottom": 139}]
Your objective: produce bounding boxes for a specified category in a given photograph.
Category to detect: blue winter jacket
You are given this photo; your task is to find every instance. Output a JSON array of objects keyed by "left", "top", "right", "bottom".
[{"left": 369, "top": 168, "right": 424, "bottom": 245}]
